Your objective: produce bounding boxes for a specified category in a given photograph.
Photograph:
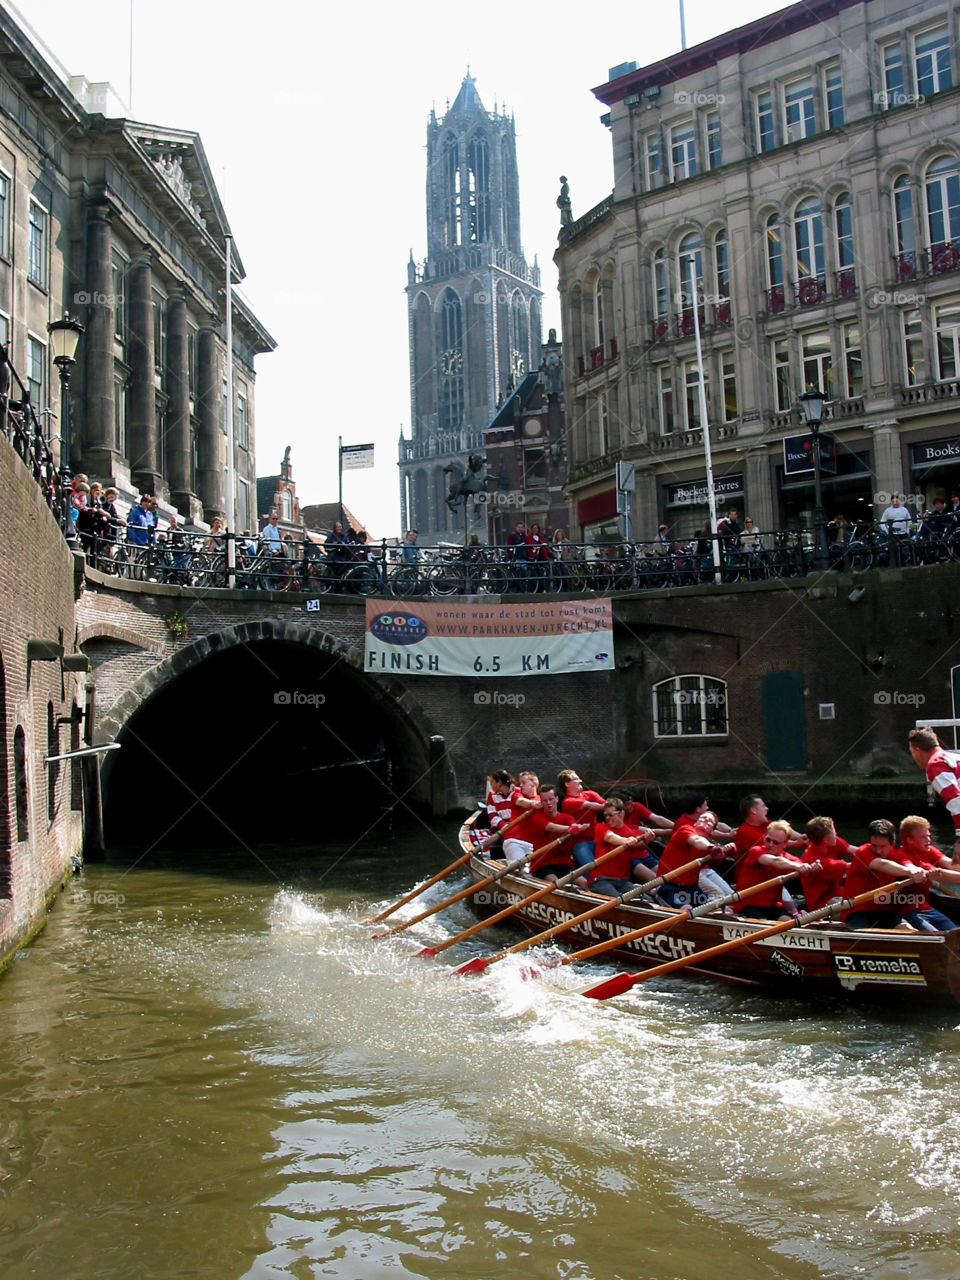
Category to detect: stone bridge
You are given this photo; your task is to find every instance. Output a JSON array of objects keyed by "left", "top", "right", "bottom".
[{"left": 77, "top": 558, "right": 954, "bottom": 846}]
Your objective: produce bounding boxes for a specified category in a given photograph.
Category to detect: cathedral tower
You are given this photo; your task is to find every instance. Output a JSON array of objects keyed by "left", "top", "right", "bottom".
[{"left": 400, "top": 74, "right": 542, "bottom": 542}]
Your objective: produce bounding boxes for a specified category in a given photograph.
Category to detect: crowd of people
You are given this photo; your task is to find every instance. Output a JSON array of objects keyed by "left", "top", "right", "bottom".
[{"left": 477, "top": 729, "right": 960, "bottom": 933}]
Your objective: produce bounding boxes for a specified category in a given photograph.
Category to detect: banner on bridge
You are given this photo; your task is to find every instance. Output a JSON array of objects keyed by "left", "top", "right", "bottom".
[{"left": 364, "top": 598, "right": 614, "bottom": 678}]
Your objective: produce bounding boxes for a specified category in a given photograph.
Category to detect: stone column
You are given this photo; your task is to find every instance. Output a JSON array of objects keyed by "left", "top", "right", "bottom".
[
  {"left": 165, "top": 293, "right": 192, "bottom": 512},
  {"left": 633, "top": 468, "right": 659, "bottom": 541},
  {"left": 196, "top": 324, "right": 224, "bottom": 519},
  {"left": 869, "top": 423, "right": 903, "bottom": 508},
  {"left": 82, "top": 204, "right": 115, "bottom": 472},
  {"left": 744, "top": 448, "right": 775, "bottom": 533},
  {"left": 126, "top": 253, "right": 159, "bottom": 492}
]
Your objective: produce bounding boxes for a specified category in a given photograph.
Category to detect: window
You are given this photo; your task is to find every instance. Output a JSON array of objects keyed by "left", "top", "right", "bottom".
[
  {"left": 439, "top": 288, "right": 463, "bottom": 431},
  {"left": 915, "top": 26, "right": 952, "bottom": 97},
  {"left": 903, "top": 308, "right": 924, "bottom": 384},
  {"left": 0, "top": 312, "right": 8, "bottom": 350},
  {"left": 670, "top": 122, "right": 697, "bottom": 182},
  {"left": 773, "top": 339, "right": 792, "bottom": 412},
  {"left": 0, "top": 169, "right": 9, "bottom": 259},
  {"left": 14, "top": 725, "right": 27, "bottom": 842},
  {"left": 794, "top": 198, "right": 825, "bottom": 284},
  {"left": 187, "top": 325, "right": 197, "bottom": 395},
  {"left": 236, "top": 391, "right": 248, "bottom": 449},
  {"left": 152, "top": 292, "right": 166, "bottom": 375},
  {"left": 644, "top": 132, "right": 661, "bottom": 189},
  {"left": 706, "top": 111, "right": 722, "bottom": 169},
  {"left": 801, "top": 329, "right": 833, "bottom": 395},
  {"left": 843, "top": 322, "right": 863, "bottom": 397},
  {"left": 221, "top": 377, "right": 228, "bottom": 434},
  {"left": 925, "top": 156, "right": 960, "bottom": 253},
  {"left": 596, "top": 390, "right": 608, "bottom": 455},
  {"left": 714, "top": 230, "right": 730, "bottom": 301},
  {"left": 653, "top": 675, "right": 728, "bottom": 737},
  {"left": 595, "top": 280, "right": 605, "bottom": 349},
  {"left": 834, "top": 194, "right": 854, "bottom": 270},
  {"left": 281, "top": 488, "right": 292, "bottom": 521},
  {"left": 766, "top": 214, "right": 784, "bottom": 288},
  {"left": 27, "top": 334, "right": 46, "bottom": 419},
  {"left": 658, "top": 365, "right": 675, "bottom": 434},
  {"left": 28, "top": 199, "right": 47, "bottom": 287},
  {"left": 112, "top": 255, "right": 126, "bottom": 344},
  {"left": 113, "top": 374, "right": 126, "bottom": 455},
  {"left": 881, "top": 42, "right": 906, "bottom": 107},
  {"left": 653, "top": 248, "right": 668, "bottom": 320},
  {"left": 523, "top": 445, "right": 547, "bottom": 488},
  {"left": 677, "top": 231, "right": 703, "bottom": 305},
  {"left": 935, "top": 302, "right": 960, "bottom": 380},
  {"left": 824, "top": 63, "right": 844, "bottom": 128},
  {"left": 721, "top": 351, "right": 738, "bottom": 421},
  {"left": 683, "top": 358, "right": 708, "bottom": 430},
  {"left": 783, "top": 77, "right": 816, "bottom": 141},
  {"left": 755, "top": 90, "right": 776, "bottom": 152},
  {"left": 894, "top": 175, "right": 917, "bottom": 277}
]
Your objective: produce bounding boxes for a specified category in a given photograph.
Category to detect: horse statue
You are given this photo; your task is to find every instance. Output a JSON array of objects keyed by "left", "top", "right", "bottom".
[{"left": 444, "top": 453, "right": 490, "bottom": 514}]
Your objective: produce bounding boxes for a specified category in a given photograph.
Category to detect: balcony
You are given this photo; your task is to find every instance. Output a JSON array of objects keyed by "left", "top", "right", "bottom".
[
  {"left": 650, "top": 318, "right": 669, "bottom": 345},
  {"left": 589, "top": 344, "right": 605, "bottom": 371},
  {"left": 894, "top": 243, "right": 960, "bottom": 283},
  {"left": 676, "top": 307, "right": 705, "bottom": 338},
  {"left": 931, "top": 241, "right": 960, "bottom": 275},
  {"left": 834, "top": 268, "right": 857, "bottom": 298},
  {"left": 767, "top": 285, "right": 786, "bottom": 314},
  {"left": 898, "top": 379, "right": 960, "bottom": 406},
  {"left": 794, "top": 276, "right": 826, "bottom": 308},
  {"left": 714, "top": 300, "right": 732, "bottom": 328}
]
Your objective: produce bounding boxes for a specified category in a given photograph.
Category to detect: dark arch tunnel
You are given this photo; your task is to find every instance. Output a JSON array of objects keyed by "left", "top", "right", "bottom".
[{"left": 101, "top": 639, "right": 433, "bottom": 849}]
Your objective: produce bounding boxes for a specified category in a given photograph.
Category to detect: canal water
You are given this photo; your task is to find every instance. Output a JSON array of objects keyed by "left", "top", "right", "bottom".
[{"left": 2, "top": 821, "right": 960, "bottom": 1280}]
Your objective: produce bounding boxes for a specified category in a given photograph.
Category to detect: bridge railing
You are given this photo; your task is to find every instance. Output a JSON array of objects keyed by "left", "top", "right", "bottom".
[
  {"left": 0, "top": 344, "right": 64, "bottom": 525},
  {"left": 81, "top": 520, "right": 960, "bottom": 596}
]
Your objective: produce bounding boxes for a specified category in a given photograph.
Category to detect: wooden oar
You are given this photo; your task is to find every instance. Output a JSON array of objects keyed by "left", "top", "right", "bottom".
[
  {"left": 414, "top": 844, "right": 625, "bottom": 958},
  {"left": 370, "top": 836, "right": 566, "bottom": 939},
  {"left": 537, "top": 872, "right": 800, "bottom": 975},
  {"left": 363, "top": 809, "right": 524, "bottom": 924},
  {"left": 452, "top": 854, "right": 714, "bottom": 977},
  {"left": 578, "top": 877, "right": 915, "bottom": 1000}
]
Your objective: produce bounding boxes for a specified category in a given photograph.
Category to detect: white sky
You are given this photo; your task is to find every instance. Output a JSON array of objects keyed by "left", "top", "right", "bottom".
[{"left": 13, "top": 0, "right": 783, "bottom": 536}]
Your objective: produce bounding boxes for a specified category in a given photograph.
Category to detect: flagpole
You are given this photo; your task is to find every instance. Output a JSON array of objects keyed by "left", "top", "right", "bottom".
[
  {"left": 338, "top": 435, "right": 344, "bottom": 529},
  {"left": 689, "top": 259, "right": 721, "bottom": 581}
]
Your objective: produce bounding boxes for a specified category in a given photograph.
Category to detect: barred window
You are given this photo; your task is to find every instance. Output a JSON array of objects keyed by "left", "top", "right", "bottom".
[{"left": 654, "top": 675, "right": 728, "bottom": 737}]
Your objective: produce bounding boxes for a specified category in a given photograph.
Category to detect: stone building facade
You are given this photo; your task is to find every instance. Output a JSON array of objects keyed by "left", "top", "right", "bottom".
[
  {"left": 0, "top": 5, "right": 274, "bottom": 532},
  {"left": 556, "top": 0, "right": 960, "bottom": 542},
  {"left": 400, "top": 74, "right": 543, "bottom": 544}
]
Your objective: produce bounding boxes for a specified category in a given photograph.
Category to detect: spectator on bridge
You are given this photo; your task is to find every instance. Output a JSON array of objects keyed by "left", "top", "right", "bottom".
[
  {"left": 400, "top": 529, "right": 420, "bottom": 565},
  {"left": 879, "top": 494, "right": 911, "bottom": 535},
  {"left": 127, "top": 494, "right": 155, "bottom": 546},
  {"left": 261, "top": 511, "right": 283, "bottom": 555},
  {"left": 205, "top": 515, "right": 224, "bottom": 554},
  {"left": 76, "top": 482, "right": 109, "bottom": 556},
  {"left": 507, "top": 520, "right": 528, "bottom": 591},
  {"left": 324, "top": 521, "right": 350, "bottom": 578}
]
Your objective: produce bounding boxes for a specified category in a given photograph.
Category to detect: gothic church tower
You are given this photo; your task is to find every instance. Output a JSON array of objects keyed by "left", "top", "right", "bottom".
[{"left": 400, "top": 74, "right": 542, "bottom": 542}]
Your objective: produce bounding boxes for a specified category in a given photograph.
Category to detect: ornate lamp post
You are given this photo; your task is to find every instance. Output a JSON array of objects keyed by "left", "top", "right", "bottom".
[
  {"left": 799, "top": 385, "right": 829, "bottom": 571},
  {"left": 47, "top": 314, "right": 84, "bottom": 547}
]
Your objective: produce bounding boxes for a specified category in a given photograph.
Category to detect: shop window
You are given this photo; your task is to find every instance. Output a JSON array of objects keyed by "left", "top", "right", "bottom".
[{"left": 654, "top": 675, "right": 728, "bottom": 737}]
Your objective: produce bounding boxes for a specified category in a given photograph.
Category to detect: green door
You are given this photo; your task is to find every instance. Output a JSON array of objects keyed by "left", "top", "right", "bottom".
[{"left": 762, "top": 671, "right": 807, "bottom": 771}]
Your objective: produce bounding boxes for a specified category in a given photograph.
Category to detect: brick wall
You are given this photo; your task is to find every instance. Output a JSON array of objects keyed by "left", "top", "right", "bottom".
[{"left": 0, "top": 440, "right": 85, "bottom": 966}]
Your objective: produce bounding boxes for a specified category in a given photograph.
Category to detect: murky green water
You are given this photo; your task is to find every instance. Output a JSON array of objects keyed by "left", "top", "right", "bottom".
[{"left": 2, "top": 825, "right": 960, "bottom": 1279}]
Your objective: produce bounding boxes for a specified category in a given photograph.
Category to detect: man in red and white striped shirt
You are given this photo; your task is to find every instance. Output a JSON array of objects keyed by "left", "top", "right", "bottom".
[{"left": 909, "top": 728, "right": 960, "bottom": 856}]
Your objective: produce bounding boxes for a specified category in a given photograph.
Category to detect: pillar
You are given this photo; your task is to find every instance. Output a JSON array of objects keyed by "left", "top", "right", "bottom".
[
  {"left": 165, "top": 292, "right": 193, "bottom": 513},
  {"left": 196, "top": 324, "right": 224, "bottom": 519},
  {"left": 127, "top": 253, "right": 159, "bottom": 493},
  {"left": 82, "top": 204, "right": 115, "bottom": 473}
]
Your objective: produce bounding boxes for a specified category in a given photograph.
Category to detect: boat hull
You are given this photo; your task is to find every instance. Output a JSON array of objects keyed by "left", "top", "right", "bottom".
[{"left": 461, "top": 828, "right": 960, "bottom": 1007}]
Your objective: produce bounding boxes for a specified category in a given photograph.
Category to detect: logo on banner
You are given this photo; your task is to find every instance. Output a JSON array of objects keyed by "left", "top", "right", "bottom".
[{"left": 369, "top": 613, "right": 428, "bottom": 645}]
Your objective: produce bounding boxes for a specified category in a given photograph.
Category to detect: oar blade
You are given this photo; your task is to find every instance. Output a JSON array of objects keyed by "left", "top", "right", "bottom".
[
  {"left": 415, "top": 946, "right": 438, "bottom": 958},
  {"left": 580, "top": 971, "right": 638, "bottom": 1001},
  {"left": 451, "top": 955, "right": 491, "bottom": 978}
]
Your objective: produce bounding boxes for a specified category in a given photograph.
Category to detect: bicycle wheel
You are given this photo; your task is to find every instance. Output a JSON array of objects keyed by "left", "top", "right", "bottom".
[
  {"left": 847, "top": 541, "right": 875, "bottom": 573},
  {"left": 345, "top": 562, "right": 380, "bottom": 595},
  {"left": 477, "top": 562, "right": 509, "bottom": 594},
  {"left": 429, "top": 563, "right": 466, "bottom": 596}
]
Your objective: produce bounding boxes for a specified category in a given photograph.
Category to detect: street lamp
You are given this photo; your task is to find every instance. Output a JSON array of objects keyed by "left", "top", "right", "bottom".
[
  {"left": 47, "top": 314, "right": 84, "bottom": 547},
  {"left": 799, "top": 385, "right": 829, "bottom": 571}
]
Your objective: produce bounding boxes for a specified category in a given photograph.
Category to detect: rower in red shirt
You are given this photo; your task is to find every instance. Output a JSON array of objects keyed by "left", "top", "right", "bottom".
[
  {"left": 587, "top": 798, "right": 657, "bottom": 896},
  {"left": 799, "top": 815, "right": 852, "bottom": 912},
  {"left": 526, "top": 785, "right": 589, "bottom": 882},
  {"left": 558, "top": 769, "right": 606, "bottom": 868},
  {"left": 657, "top": 808, "right": 734, "bottom": 909},
  {"left": 843, "top": 818, "right": 932, "bottom": 930},
  {"left": 908, "top": 728, "right": 960, "bottom": 857},
  {"left": 737, "top": 821, "right": 821, "bottom": 921},
  {"left": 895, "top": 815, "right": 960, "bottom": 931}
]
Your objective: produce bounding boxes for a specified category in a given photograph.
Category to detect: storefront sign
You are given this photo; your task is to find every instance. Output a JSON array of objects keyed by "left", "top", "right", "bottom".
[
  {"left": 666, "top": 474, "right": 743, "bottom": 507},
  {"left": 364, "top": 599, "right": 615, "bottom": 678},
  {"left": 911, "top": 437, "right": 960, "bottom": 468},
  {"left": 783, "top": 432, "right": 837, "bottom": 476}
]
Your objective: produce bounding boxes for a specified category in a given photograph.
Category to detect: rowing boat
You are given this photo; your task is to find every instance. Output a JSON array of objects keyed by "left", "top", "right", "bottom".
[{"left": 457, "top": 820, "right": 960, "bottom": 1007}]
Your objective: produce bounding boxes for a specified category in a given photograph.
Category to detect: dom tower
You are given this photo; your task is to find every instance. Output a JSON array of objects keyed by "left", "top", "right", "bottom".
[{"left": 400, "top": 74, "right": 542, "bottom": 543}]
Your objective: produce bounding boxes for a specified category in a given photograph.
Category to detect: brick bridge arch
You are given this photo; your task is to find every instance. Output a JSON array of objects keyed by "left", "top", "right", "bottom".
[{"left": 95, "top": 617, "right": 454, "bottom": 813}]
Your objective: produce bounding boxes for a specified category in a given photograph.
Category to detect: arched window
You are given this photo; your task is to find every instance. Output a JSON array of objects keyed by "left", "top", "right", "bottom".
[
  {"left": 467, "top": 134, "right": 489, "bottom": 243},
  {"left": 440, "top": 289, "right": 464, "bottom": 430},
  {"left": 595, "top": 279, "right": 605, "bottom": 349},
  {"left": 925, "top": 156, "right": 960, "bottom": 271},
  {"left": 529, "top": 299, "right": 542, "bottom": 359},
  {"left": 443, "top": 134, "right": 460, "bottom": 247},
  {"left": 713, "top": 230, "right": 731, "bottom": 325},
  {"left": 794, "top": 198, "right": 825, "bottom": 283},
  {"left": 893, "top": 175, "right": 917, "bottom": 279},
  {"left": 653, "top": 675, "right": 728, "bottom": 737},
  {"left": 14, "top": 724, "right": 27, "bottom": 842},
  {"left": 677, "top": 232, "right": 703, "bottom": 304},
  {"left": 0, "top": 654, "right": 9, "bottom": 897},
  {"left": 834, "top": 193, "right": 856, "bottom": 294},
  {"left": 652, "top": 248, "right": 668, "bottom": 320},
  {"left": 766, "top": 214, "right": 783, "bottom": 288},
  {"left": 281, "top": 489, "right": 292, "bottom": 521}
]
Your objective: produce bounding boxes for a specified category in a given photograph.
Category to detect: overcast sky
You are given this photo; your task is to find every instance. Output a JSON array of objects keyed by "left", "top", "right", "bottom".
[{"left": 13, "top": 0, "right": 783, "bottom": 535}]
